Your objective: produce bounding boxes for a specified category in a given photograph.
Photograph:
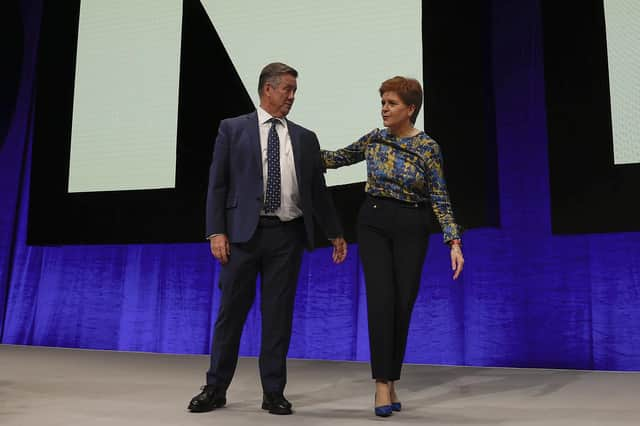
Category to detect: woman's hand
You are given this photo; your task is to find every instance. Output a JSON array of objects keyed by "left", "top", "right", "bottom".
[{"left": 450, "top": 243, "right": 464, "bottom": 280}]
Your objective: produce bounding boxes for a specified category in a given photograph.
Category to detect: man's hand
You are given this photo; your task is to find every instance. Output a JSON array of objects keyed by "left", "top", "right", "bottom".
[
  {"left": 450, "top": 244, "right": 464, "bottom": 280},
  {"left": 331, "top": 237, "right": 347, "bottom": 264},
  {"left": 210, "top": 234, "right": 230, "bottom": 265}
]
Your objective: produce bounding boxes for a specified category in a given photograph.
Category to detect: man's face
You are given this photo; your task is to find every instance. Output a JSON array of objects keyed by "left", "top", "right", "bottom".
[{"left": 263, "top": 74, "right": 297, "bottom": 118}]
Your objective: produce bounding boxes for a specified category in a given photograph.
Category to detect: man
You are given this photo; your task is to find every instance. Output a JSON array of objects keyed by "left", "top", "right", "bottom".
[{"left": 188, "top": 62, "right": 347, "bottom": 415}]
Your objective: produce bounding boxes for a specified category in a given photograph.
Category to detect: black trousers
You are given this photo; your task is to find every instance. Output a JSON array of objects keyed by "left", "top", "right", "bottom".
[
  {"left": 357, "top": 195, "right": 430, "bottom": 381},
  {"left": 206, "top": 217, "right": 305, "bottom": 393}
]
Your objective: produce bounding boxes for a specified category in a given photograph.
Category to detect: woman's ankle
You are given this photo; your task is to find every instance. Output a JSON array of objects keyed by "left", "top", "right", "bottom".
[
  {"left": 389, "top": 381, "right": 400, "bottom": 403},
  {"left": 375, "top": 380, "right": 391, "bottom": 405}
]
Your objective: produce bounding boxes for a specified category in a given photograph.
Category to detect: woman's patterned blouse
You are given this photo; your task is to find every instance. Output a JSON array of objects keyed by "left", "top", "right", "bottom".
[{"left": 321, "top": 128, "right": 461, "bottom": 243}]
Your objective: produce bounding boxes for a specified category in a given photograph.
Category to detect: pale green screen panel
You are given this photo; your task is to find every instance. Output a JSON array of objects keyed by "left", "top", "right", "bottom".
[
  {"left": 202, "top": 0, "right": 423, "bottom": 186},
  {"left": 68, "top": 0, "right": 182, "bottom": 192},
  {"left": 604, "top": 0, "right": 640, "bottom": 165}
]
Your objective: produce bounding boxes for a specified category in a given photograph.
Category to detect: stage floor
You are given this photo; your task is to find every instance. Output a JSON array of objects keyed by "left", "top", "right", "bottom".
[{"left": 1, "top": 344, "right": 638, "bottom": 425}]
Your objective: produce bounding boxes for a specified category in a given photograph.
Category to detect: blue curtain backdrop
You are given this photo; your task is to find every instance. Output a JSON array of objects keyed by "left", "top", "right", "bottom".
[
  {"left": 2, "top": 0, "right": 640, "bottom": 370},
  {"left": 0, "top": 0, "right": 38, "bottom": 339}
]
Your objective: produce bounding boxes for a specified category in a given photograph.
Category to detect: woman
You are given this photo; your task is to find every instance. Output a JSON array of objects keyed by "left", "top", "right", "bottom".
[{"left": 322, "top": 77, "right": 464, "bottom": 417}]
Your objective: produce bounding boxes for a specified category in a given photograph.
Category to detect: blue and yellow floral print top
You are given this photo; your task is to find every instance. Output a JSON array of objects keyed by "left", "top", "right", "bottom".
[{"left": 321, "top": 128, "right": 461, "bottom": 243}]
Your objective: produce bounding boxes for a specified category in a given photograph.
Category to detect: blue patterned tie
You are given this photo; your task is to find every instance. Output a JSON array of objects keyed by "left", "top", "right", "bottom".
[{"left": 264, "top": 118, "right": 281, "bottom": 213}]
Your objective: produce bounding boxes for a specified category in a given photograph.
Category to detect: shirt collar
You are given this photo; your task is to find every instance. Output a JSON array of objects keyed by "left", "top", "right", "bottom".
[{"left": 258, "top": 106, "right": 286, "bottom": 127}]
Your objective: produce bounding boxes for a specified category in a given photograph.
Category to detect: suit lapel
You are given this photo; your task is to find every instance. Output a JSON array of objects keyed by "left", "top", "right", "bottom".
[
  {"left": 246, "top": 112, "right": 262, "bottom": 177},
  {"left": 287, "top": 120, "right": 304, "bottom": 193}
]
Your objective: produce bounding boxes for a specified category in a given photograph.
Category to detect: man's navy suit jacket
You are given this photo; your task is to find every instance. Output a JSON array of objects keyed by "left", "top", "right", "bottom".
[{"left": 205, "top": 111, "right": 341, "bottom": 249}]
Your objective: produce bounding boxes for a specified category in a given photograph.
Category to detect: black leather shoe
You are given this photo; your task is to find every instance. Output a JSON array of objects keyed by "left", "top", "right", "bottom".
[
  {"left": 261, "top": 392, "right": 293, "bottom": 415},
  {"left": 188, "top": 385, "right": 226, "bottom": 412}
]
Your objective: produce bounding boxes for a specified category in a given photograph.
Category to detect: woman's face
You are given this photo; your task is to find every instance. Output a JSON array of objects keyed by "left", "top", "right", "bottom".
[{"left": 381, "top": 91, "right": 415, "bottom": 130}]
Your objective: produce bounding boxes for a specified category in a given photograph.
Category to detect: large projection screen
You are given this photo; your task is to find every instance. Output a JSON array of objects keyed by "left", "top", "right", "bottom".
[
  {"left": 69, "top": 0, "right": 182, "bottom": 192},
  {"left": 604, "top": 0, "right": 640, "bottom": 165},
  {"left": 543, "top": 0, "right": 640, "bottom": 235},
  {"left": 29, "top": 0, "right": 495, "bottom": 244},
  {"left": 202, "top": 0, "right": 422, "bottom": 187}
]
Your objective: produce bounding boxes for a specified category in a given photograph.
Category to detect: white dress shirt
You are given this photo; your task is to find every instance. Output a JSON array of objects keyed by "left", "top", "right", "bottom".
[{"left": 257, "top": 107, "right": 302, "bottom": 221}]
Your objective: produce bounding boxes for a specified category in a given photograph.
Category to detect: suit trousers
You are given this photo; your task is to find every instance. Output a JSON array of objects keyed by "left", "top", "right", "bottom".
[
  {"left": 206, "top": 217, "right": 305, "bottom": 393},
  {"left": 357, "top": 195, "right": 430, "bottom": 381}
]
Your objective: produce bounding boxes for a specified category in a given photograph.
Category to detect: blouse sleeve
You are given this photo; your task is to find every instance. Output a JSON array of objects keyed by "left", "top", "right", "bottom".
[
  {"left": 321, "top": 129, "right": 378, "bottom": 169},
  {"left": 424, "top": 142, "right": 462, "bottom": 243}
]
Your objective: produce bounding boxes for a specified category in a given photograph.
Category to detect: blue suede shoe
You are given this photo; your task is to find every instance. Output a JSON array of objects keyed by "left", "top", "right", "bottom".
[
  {"left": 391, "top": 402, "right": 402, "bottom": 412},
  {"left": 374, "top": 393, "right": 393, "bottom": 417},
  {"left": 375, "top": 404, "right": 393, "bottom": 417}
]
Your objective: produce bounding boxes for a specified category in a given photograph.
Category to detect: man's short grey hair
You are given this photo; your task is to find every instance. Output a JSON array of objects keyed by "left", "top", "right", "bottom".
[{"left": 258, "top": 62, "right": 298, "bottom": 96}]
